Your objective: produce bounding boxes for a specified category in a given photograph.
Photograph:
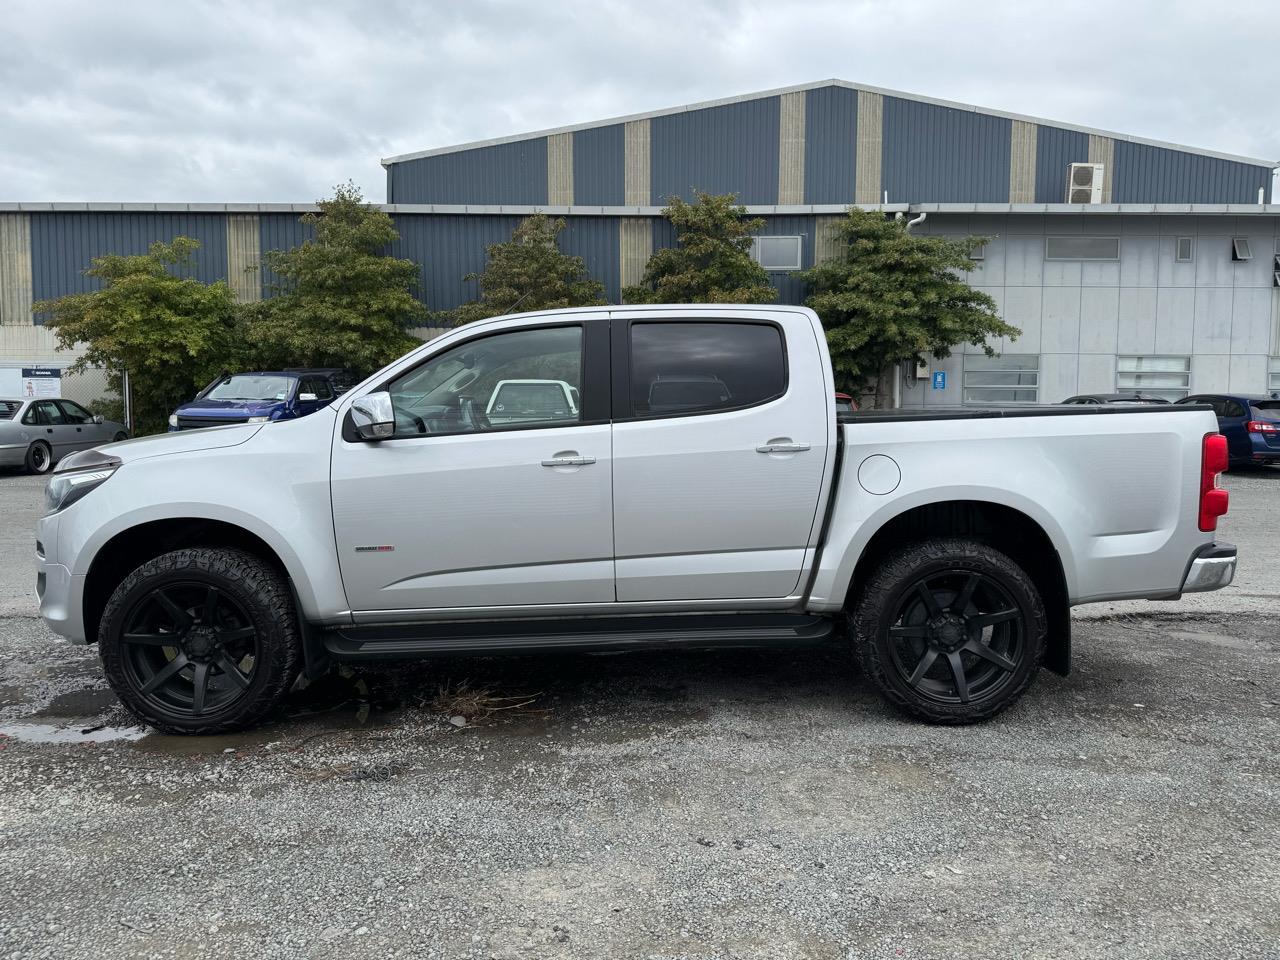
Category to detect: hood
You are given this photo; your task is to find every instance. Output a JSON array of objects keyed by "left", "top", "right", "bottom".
[
  {"left": 175, "top": 398, "right": 287, "bottom": 417},
  {"left": 102, "top": 422, "right": 265, "bottom": 464}
]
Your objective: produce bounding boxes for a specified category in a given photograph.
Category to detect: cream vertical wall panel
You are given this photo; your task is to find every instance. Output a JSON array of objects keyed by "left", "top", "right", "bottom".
[
  {"left": 0, "top": 213, "right": 33, "bottom": 326},
  {"left": 1008, "top": 121, "right": 1037, "bottom": 203},
  {"left": 813, "top": 215, "right": 845, "bottom": 263},
  {"left": 777, "top": 91, "right": 806, "bottom": 205},
  {"left": 1088, "top": 135, "right": 1115, "bottom": 203},
  {"left": 619, "top": 218, "right": 652, "bottom": 291},
  {"left": 546, "top": 132, "right": 574, "bottom": 207},
  {"left": 0, "top": 324, "right": 80, "bottom": 361},
  {"left": 624, "top": 120, "right": 651, "bottom": 207},
  {"left": 225, "top": 214, "right": 261, "bottom": 304},
  {"left": 854, "top": 91, "right": 883, "bottom": 205}
]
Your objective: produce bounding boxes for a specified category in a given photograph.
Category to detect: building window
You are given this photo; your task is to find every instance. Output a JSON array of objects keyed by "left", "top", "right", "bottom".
[
  {"left": 1231, "top": 237, "right": 1253, "bottom": 261},
  {"left": 962, "top": 354, "right": 1039, "bottom": 404},
  {"left": 1044, "top": 236, "right": 1120, "bottom": 261},
  {"left": 1268, "top": 358, "right": 1280, "bottom": 394},
  {"left": 1117, "top": 356, "right": 1190, "bottom": 401},
  {"left": 750, "top": 236, "right": 802, "bottom": 272},
  {"left": 1175, "top": 237, "right": 1194, "bottom": 262}
]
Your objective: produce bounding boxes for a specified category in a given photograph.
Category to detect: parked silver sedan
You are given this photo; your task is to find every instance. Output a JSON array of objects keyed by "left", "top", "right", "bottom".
[{"left": 0, "top": 398, "right": 129, "bottom": 474}]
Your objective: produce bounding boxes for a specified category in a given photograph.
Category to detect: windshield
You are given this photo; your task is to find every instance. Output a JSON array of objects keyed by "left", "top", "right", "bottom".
[{"left": 203, "top": 375, "right": 296, "bottom": 402}]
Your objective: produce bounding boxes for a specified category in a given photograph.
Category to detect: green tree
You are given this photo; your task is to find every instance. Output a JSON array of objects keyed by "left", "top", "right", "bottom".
[
  {"left": 797, "top": 209, "right": 1018, "bottom": 406},
  {"left": 450, "top": 213, "right": 606, "bottom": 326},
  {"left": 242, "top": 182, "right": 426, "bottom": 374},
  {"left": 623, "top": 192, "right": 777, "bottom": 304},
  {"left": 34, "top": 237, "right": 237, "bottom": 436}
]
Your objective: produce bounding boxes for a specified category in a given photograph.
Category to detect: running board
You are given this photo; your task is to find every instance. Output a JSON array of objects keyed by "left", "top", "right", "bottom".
[{"left": 322, "top": 613, "right": 837, "bottom": 660}]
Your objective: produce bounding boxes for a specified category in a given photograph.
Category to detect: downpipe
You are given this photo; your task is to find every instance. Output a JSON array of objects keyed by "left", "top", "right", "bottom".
[{"left": 905, "top": 210, "right": 927, "bottom": 233}]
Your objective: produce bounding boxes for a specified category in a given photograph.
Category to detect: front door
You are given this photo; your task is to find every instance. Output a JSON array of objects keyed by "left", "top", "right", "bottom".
[
  {"left": 609, "top": 312, "right": 832, "bottom": 602},
  {"left": 331, "top": 319, "right": 614, "bottom": 615},
  {"left": 55, "top": 399, "right": 109, "bottom": 450}
]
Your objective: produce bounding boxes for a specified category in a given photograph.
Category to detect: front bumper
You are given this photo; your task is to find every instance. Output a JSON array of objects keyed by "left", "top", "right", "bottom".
[{"left": 1180, "top": 542, "right": 1237, "bottom": 593}]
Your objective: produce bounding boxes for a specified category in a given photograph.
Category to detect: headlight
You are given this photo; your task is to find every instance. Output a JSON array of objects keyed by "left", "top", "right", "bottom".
[
  {"left": 45, "top": 451, "right": 121, "bottom": 515},
  {"left": 168, "top": 414, "right": 178, "bottom": 427},
  {"left": 247, "top": 416, "right": 270, "bottom": 423}
]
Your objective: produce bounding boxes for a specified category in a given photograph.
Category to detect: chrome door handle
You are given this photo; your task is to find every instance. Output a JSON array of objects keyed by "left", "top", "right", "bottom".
[
  {"left": 756, "top": 441, "right": 810, "bottom": 453},
  {"left": 541, "top": 456, "right": 596, "bottom": 467}
]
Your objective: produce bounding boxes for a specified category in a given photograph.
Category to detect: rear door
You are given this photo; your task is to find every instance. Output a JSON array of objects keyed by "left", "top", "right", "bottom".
[
  {"left": 1216, "top": 397, "right": 1251, "bottom": 462},
  {"left": 609, "top": 311, "right": 832, "bottom": 602}
]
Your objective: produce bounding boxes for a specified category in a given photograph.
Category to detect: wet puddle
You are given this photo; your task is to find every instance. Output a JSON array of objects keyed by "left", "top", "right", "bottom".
[{"left": 0, "top": 722, "right": 148, "bottom": 744}]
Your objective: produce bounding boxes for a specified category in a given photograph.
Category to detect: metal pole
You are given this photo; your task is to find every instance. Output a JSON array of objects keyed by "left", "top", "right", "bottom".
[{"left": 122, "top": 368, "right": 132, "bottom": 433}]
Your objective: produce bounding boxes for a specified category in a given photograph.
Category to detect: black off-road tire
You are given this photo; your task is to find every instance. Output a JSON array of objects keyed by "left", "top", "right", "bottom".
[
  {"left": 852, "top": 538, "right": 1047, "bottom": 724},
  {"left": 25, "top": 441, "right": 52, "bottom": 475},
  {"left": 99, "top": 548, "right": 301, "bottom": 735}
]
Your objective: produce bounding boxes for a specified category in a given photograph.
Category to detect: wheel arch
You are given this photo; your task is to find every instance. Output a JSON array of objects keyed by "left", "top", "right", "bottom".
[
  {"left": 84, "top": 518, "right": 292, "bottom": 648},
  {"left": 845, "top": 499, "right": 1071, "bottom": 676}
]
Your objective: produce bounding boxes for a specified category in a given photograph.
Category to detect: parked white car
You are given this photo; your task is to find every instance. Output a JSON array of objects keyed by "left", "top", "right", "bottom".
[
  {"left": 35, "top": 305, "right": 1236, "bottom": 734},
  {"left": 485, "top": 379, "right": 579, "bottom": 424},
  {"left": 1, "top": 398, "right": 128, "bottom": 474}
]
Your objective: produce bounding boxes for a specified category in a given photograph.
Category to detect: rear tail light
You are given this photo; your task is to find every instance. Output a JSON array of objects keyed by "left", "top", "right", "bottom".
[
  {"left": 1199, "top": 433, "right": 1229, "bottom": 532},
  {"left": 1246, "top": 420, "right": 1278, "bottom": 433}
]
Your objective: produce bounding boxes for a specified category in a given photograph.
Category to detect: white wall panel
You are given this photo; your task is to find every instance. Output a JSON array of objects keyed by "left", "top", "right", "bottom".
[
  {"left": 1192, "top": 287, "right": 1234, "bottom": 355},
  {"left": 1080, "top": 287, "right": 1119, "bottom": 353},
  {"left": 1002, "top": 285, "right": 1043, "bottom": 353},
  {"left": 1076, "top": 354, "right": 1116, "bottom": 394},
  {"left": 1041, "top": 287, "right": 1081, "bottom": 353},
  {"left": 1117, "top": 288, "right": 1158, "bottom": 354},
  {"left": 1003, "top": 236, "right": 1044, "bottom": 285},
  {"left": 1039, "top": 354, "right": 1079, "bottom": 401},
  {"left": 1228, "top": 354, "right": 1267, "bottom": 393},
  {"left": 1119, "top": 236, "right": 1159, "bottom": 287},
  {"left": 1192, "top": 354, "right": 1231, "bottom": 393},
  {"left": 1155, "top": 288, "right": 1195, "bottom": 354},
  {"left": 1230, "top": 287, "right": 1273, "bottom": 354}
]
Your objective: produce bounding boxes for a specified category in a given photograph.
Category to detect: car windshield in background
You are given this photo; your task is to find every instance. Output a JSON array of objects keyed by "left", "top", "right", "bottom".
[
  {"left": 204, "top": 375, "right": 296, "bottom": 402},
  {"left": 0, "top": 401, "right": 18, "bottom": 420}
]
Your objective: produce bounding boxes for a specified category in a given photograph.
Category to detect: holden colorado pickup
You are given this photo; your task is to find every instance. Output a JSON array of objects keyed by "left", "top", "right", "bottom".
[{"left": 35, "top": 305, "right": 1237, "bottom": 734}]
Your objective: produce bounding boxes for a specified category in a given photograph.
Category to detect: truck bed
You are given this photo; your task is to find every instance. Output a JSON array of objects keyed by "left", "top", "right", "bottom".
[{"left": 839, "top": 403, "right": 1213, "bottom": 424}]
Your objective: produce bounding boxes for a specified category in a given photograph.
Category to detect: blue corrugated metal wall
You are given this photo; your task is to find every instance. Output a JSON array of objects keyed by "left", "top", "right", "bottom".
[
  {"left": 257, "top": 213, "right": 314, "bottom": 296},
  {"left": 881, "top": 97, "right": 1012, "bottom": 203},
  {"left": 386, "top": 139, "right": 549, "bottom": 205},
  {"left": 558, "top": 217, "right": 620, "bottom": 302},
  {"left": 757, "top": 215, "right": 814, "bottom": 304},
  {"left": 650, "top": 98, "right": 781, "bottom": 205},
  {"left": 804, "top": 86, "right": 857, "bottom": 204},
  {"left": 389, "top": 215, "right": 521, "bottom": 312},
  {"left": 1034, "top": 126, "right": 1089, "bottom": 203},
  {"left": 572, "top": 124, "right": 625, "bottom": 206},
  {"left": 29, "top": 213, "right": 229, "bottom": 322},
  {"left": 1111, "top": 141, "right": 1272, "bottom": 203}
]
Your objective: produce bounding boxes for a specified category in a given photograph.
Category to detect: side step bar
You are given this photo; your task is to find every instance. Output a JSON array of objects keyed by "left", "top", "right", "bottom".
[{"left": 323, "top": 613, "right": 837, "bottom": 660}]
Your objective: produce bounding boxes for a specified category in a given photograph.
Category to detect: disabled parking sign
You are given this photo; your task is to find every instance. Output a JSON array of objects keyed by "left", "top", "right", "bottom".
[{"left": 931, "top": 370, "right": 946, "bottom": 390}]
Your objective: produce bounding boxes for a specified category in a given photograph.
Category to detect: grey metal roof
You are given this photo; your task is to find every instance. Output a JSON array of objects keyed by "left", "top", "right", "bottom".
[
  {"left": 380, "top": 79, "right": 1280, "bottom": 170},
  {"left": 3, "top": 201, "right": 1279, "bottom": 217}
]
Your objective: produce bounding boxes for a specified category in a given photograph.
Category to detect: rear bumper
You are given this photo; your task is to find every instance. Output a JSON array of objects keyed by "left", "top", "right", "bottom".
[{"left": 1180, "top": 542, "right": 1237, "bottom": 593}]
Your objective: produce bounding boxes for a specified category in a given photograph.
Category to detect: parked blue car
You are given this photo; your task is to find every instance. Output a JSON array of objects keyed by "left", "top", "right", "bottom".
[
  {"left": 168, "top": 369, "right": 353, "bottom": 431},
  {"left": 1175, "top": 392, "right": 1280, "bottom": 467}
]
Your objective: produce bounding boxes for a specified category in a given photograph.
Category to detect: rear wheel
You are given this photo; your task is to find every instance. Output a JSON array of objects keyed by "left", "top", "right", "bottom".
[
  {"left": 852, "top": 538, "right": 1046, "bottom": 724},
  {"left": 99, "top": 548, "right": 301, "bottom": 734},
  {"left": 24, "top": 441, "right": 52, "bottom": 475}
]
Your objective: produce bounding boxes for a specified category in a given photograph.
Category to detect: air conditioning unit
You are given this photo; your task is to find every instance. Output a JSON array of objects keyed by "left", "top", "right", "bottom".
[{"left": 1066, "top": 162, "right": 1105, "bottom": 204}]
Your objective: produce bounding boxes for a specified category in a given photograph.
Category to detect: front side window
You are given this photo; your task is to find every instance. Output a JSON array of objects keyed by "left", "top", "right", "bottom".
[
  {"left": 1118, "top": 356, "right": 1189, "bottom": 401},
  {"left": 388, "top": 325, "right": 583, "bottom": 436},
  {"left": 56, "top": 400, "right": 94, "bottom": 424},
  {"left": 204, "top": 374, "right": 296, "bottom": 402},
  {"left": 299, "top": 378, "right": 334, "bottom": 401},
  {"left": 962, "top": 354, "right": 1040, "bottom": 404},
  {"left": 628, "top": 322, "right": 786, "bottom": 419}
]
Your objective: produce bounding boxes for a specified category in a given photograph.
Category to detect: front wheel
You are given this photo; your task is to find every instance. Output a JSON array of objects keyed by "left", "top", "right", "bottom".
[
  {"left": 852, "top": 538, "right": 1046, "bottom": 724},
  {"left": 99, "top": 548, "right": 301, "bottom": 734},
  {"left": 112, "top": 431, "right": 129, "bottom": 443}
]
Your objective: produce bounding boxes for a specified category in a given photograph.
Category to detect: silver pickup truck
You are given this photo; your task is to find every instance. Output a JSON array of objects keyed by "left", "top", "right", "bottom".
[{"left": 35, "top": 305, "right": 1236, "bottom": 734}]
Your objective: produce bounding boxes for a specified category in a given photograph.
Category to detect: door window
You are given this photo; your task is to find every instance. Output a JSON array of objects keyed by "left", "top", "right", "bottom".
[
  {"left": 56, "top": 400, "right": 95, "bottom": 424},
  {"left": 627, "top": 322, "right": 786, "bottom": 418},
  {"left": 387, "top": 325, "right": 583, "bottom": 436},
  {"left": 299, "top": 378, "right": 334, "bottom": 401},
  {"left": 1222, "top": 399, "right": 1246, "bottom": 418},
  {"left": 23, "top": 401, "right": 65, "bottom": 425}
]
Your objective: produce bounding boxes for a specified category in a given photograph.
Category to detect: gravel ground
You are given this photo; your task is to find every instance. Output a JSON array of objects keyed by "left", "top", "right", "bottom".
[{"left": 1, "top": 467, "right": 1278, "bottom": 959}]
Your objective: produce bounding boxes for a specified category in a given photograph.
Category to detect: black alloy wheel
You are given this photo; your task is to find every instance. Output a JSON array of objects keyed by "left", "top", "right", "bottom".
[
  {"left": 119, "top": 582, "right": 260, "bottom": 720},
  {"left": 853, "top": 538, "right": 1047, "bottom": 724},
  {"left": 99, "top": 548, "right": 301, "bottom": 734},
  {"left": 25, "top": 441, "right": 51, "bottom": 474}
]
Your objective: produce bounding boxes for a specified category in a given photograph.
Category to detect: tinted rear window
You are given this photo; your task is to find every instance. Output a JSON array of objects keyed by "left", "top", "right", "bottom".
[
  {"left": 629, "top": 322, "right": 786, "bottom": 418},
  {"left": 1251, "top": 400, "right": 1280, "bottom": 415}
]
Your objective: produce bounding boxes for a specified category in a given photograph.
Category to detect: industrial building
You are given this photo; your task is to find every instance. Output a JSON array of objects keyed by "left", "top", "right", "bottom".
[{"left": 1, "top": 79, "right": 1278, "bottom": 406}]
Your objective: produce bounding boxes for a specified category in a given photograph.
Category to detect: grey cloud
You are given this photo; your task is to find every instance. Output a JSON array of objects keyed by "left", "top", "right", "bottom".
[{"left": 1, "top": 0, "right": 1275, "bottom": 203}]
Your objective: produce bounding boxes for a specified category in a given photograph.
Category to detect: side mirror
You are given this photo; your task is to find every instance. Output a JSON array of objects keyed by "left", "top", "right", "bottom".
[
  {"left": 298, "top": 392, "right": 318, "bottom": 402},
  {"left": 92, "top": 414, "right": 104, "bottom": 425},
  {"left": 349, "top": 392, "right": 395, "bottom": 441}
]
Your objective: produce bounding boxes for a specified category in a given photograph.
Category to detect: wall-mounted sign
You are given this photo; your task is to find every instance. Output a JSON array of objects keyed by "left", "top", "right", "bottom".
[
  {"left": 931, "top": 370, "right": 946, "bottom": 391},
  {"left": 21, "top": 367, "right": 62, "bottom": 399}
]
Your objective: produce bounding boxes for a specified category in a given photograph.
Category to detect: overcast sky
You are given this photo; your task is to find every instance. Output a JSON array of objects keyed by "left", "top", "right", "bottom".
[{"left": 1, "top": 0, "right": 1276, "bottom": 203}]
